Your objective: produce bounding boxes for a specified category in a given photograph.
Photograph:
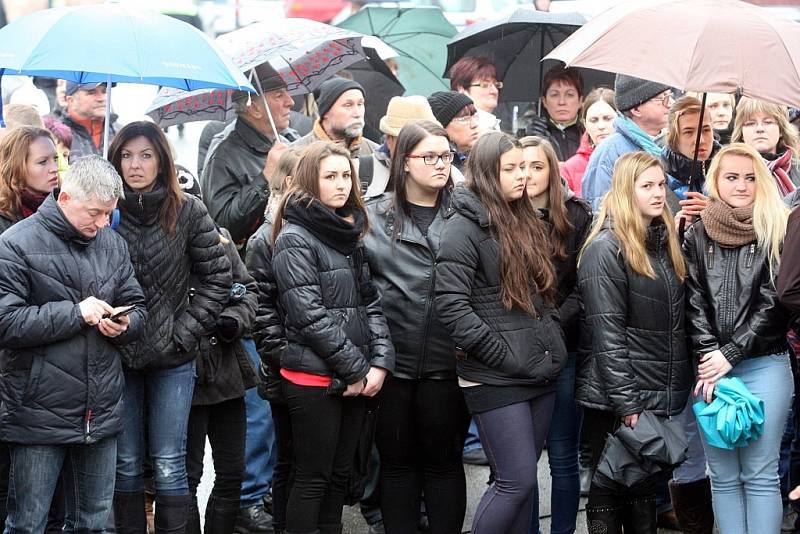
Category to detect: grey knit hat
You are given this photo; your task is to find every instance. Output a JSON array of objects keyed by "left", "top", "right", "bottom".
[
  {"left": 314, "top": 77, "right": 365, "bottom": 120},
  {"left": 428, "top": 91, "right": 474, "bottom": 127},
  {"left": 614, "top": 74, "right": 671, "bottom": 112}
]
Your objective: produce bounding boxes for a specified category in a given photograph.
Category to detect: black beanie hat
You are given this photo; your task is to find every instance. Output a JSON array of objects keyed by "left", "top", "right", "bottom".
[
  {"left": 614, "top": 74, "right": 671, "bottom": 112},
  {"left": 427, "top": 91, "right": 474, "bottom": 127},
  {"left": 314, "top": 77, "right": 365, "bottom": 119}
]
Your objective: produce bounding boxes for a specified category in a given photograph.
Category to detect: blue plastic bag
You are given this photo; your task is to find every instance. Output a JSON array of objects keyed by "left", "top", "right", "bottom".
[{"left": 693, "top": 376, "right": 765, "bottom": 450}]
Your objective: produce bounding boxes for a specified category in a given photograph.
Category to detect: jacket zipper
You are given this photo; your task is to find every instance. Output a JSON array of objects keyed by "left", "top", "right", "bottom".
[
  {"left": 138, "top": 194, "right": 143, "bottom": 211},
  {"left": 418, "top": 247, "right": 435, "bottom": 378},
  {"left": 85, "top": 408, "right": 93, "bottom": 441},
  {"left": 707, "top": 243, "right": 715, "bottom": 270},
  {"left": 657, "top": 249, "right": 673, "bottom": 414},
  {"left": 746, "top": 243, "right": 755, "bottom": 268}
]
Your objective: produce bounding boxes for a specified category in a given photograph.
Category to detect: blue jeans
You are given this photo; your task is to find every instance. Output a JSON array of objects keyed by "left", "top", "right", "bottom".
[
  {"left": 672, "top": 392, "right": 709, "bottom": 484},
  {"left": 240, "top": 338, "right": 276, "bottom": 507},
  {"left": 464, "top": 419, "right": 482, "bottom": 452},
  {"left": 699, "top": 353, "right": 794, "bottom": 534},
  {"left": 5, "top": 436, "right": 116, "bottom": 534},
  {"left": 531, "top": 354, "right": 582, "bottom": 534},
  {"left": 115, "top": 360, "right": 196, "bottom": 495}
]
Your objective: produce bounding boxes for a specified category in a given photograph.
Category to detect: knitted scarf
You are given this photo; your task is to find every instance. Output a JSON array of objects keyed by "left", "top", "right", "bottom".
[
  {"left": 20, "top": 189, "right": 49, "bottom": 219},
  {"left": 312, "top": 119, "right": 364, "bottom": 157},
  {"left": 765, "top": 147, "right": 796, "bottom": 197},
  {"left": 700, "top": 198, "right": 756, "bottom": 247},
  {"left": 616, "top": 115, "right": 663, "bottom": 158}
]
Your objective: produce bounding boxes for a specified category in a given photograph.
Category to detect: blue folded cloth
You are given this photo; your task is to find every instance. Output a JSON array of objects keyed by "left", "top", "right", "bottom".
[{"left": 693, "top": 376, "right": 765, "bottom": 450}]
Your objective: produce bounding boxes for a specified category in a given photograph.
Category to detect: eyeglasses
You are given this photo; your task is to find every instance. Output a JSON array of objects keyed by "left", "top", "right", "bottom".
[
  {"left": 469, "top": 81, "right": 503, "bottom": 90},
  {"left": 407, "top": 152, "right": 455, "bottom": 165},
  {"left": 649, "top": 92, "right": 674, "bottom": 108},
  {"left": 742, "top": 119, "right": 778, "bottom": 129},
  {"left": 451, "top": 113, "right": 478, "bottom": 124}
]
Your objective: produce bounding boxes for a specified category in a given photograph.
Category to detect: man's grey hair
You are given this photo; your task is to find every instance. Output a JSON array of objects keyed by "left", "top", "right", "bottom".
[{"left": 61, "top": 156, "right": 125, "bottom": 202}]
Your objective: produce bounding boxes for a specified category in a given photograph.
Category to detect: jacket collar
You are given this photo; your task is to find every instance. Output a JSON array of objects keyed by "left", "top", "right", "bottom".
[
  {"left": 234, "top": 116, "right": 275, "bottom": 156},
  {"left": 378, "top": 189, "right": 450, "bottom": 245},
  {"left": 35, "top": 191, "right": 92, "bottom": 246},
  {"left": 119, "top": 182, "right": 168, "bottom": 226},
  {"left": 447, "top": 184, "right": 490, "bottom": 228}
]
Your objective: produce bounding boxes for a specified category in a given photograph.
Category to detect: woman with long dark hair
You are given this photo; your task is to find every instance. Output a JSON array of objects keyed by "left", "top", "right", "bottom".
[
  {"left": 577, "top": 151, "right": 691, "bottom": 533},
  {"left": 108, "top": 121, "right": 232, "bottom": 533},
  {"left": 271, "top": 141, "right": 394, "bottom": 534},
  {"left": 435, "top": 132, "right": 567, "bottom": 533},
  {"left": 519, "top": 136, "right": 591, "bottom": 534},
  {"left": 363, "top": 120, "right": 470, "bottom": 534}
]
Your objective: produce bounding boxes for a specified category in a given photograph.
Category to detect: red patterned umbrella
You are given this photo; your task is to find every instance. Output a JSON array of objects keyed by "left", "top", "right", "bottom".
[{"left": 147, "top": 19, "right": 367, "bottom": 128}]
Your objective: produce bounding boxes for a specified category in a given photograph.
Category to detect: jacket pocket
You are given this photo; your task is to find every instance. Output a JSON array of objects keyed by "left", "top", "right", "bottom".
[{"left": 22, "top": 352, "right": 45, "bottom": 403}]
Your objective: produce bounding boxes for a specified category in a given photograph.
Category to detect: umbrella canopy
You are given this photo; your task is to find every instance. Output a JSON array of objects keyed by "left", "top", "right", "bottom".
[
  {"left": 338, "top": 6, "right": 457, "bottom": 97},
  {"left": 544, "top": 0, "right": 800, "bottom": 108},
  {"left": 147, "top": 19, "right": 367, "bottom": 129},
  {"left": 445, "top": 8, "right": 592, "bottom": 102},
  {"left": 0, "top": 4, "right": 252, "bottom": 91},
  {"left": 345, "top": 46, "right": 404, "bottom": 144},
  {"left": 693, "top": 377, "right": 765, "bottom": 450}
]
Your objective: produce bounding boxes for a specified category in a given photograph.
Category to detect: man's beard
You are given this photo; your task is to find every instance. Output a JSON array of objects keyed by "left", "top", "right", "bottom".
[{"left": 331, "top": 122, "right": 364, "bottom": 140}]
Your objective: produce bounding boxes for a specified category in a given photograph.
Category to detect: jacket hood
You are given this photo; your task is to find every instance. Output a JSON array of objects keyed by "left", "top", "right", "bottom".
[
  {"left": 36, "top": 192, "right": 92, "bottom": 246},
  {"left": 575, "top": 132, "right": 593, "bottom": 158},
  {"left": 449, "top": 185, "right": 490, "bottom": 228}
]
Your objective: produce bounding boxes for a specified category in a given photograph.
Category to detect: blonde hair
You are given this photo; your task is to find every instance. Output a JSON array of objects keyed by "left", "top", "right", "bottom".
[
  {"left": 705, "top": 143, "right": 788, "bottom": 268},
  {"left": 266, "top": 148, "right": 301, "bottom": 220},
  {"left": 581, "top": 151, "right": 686, "bottom": 281},
  {"left": 732, "top": 97, "right": 799, "bottom": 156}
]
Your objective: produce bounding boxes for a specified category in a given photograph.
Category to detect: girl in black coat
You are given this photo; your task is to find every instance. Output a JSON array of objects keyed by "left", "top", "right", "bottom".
[
  {"left": 108, "top": 121, "right": 232, "bottom": 532},
  {"left": 363, "top": 121, "right": 470, "bottom": 534},
  {"left": 577, "top": 151, "right": 691, "bottom": 534},
  {"left": 271, "top": 141, "right": 394, "bottom": 534},
  {"left": 519, "top": 135, "right": 591, "bottom": 534},
  {"left": 435, "top": 132, "right": 566, "bottom": 534}
]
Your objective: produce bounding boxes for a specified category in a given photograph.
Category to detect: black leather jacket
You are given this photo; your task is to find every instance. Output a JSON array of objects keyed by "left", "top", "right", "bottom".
[
  {"left": 576, "top": 219, "right": 691, "bottom": 417},
  {"left": 363, "top": 192, "right": 456, "bottom": 380},
  {"left": 434, "top": 186, "right": 567, "bottom": 388},
  {"left": 684, "top": 220, "right": 789, "bottom": 367}
]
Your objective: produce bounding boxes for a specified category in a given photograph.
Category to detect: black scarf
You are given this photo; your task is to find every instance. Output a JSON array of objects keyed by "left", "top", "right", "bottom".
[{"left": 283, "top": 195, "right": 365, "bottom": 256}]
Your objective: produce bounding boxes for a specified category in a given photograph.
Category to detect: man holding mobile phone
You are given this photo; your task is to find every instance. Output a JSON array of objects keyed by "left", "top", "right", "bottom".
[{"left": 0, "top": 156, "right": 147, "bottom": 532}]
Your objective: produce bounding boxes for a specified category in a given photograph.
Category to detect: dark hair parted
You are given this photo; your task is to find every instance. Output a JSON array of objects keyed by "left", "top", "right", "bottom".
[
  {"left": 466, "top": 132, "right": 557, "bottom": 313},
  {"left": 449, "top": 56, "right": 497, "bottom": 91},
  {"left": 542, "top": 66, "right": 584, "bottom": 98},
  {"left": 0, "top": 126, "right": 56, "bottom": 220},
  {"left": 107, "top": 121, "right": 184, "bottom": 235},
  {"left": 387, "top": 120, "right": 452, "bottom": 241},
  {"left": 271, "top": 141, "right": 369, "bottom": 243},
  {"left": 518, "top": 136, "right": 574, "bottom": 261}
]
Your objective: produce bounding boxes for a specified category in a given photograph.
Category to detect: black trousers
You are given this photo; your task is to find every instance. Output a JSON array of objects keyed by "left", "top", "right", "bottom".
[
  {"left": 375, "top": 378, "right": 470, "bottom": 534},
  {"left": 284, "top": 383, "right": 365, "bottom": 533},
  {"left": 186, "top": 397, "right": 247, "bottom": 533},
  {"left": 269, "top": 397, "right": 293, "bottom": 531}
]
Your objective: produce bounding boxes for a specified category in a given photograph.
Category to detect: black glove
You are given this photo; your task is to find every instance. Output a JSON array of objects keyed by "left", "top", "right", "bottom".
[
  {"left": 526, "top": 114, "right": 550, "bottom": 137},
  {"left": 215, "top": 316, "right": 239, "bottom": 341}
]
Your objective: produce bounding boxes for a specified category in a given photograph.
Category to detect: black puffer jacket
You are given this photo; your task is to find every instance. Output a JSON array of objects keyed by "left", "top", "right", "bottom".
[
  {"left": 192, "top": 228, "right": 258, "bottom": 406},
  {"left": 272, "top": 197, "right": 394, "bottom": 386},
  {"left": 434, "top": 186, "right": 567, "bottom": 387},
  {"left": 545, "top": 190, "right": 592, "bottom": 354},
  {"left": 246, "top": 216, "right": 287, "bottom": 401},
  {"left": 684, "top": 220, "right": 789, "bottom": 367},
  {"left": 364, "top": 192, "right": 456, "bottom": 380},
  {"left": 0, "top": 194, "right": 146, "bottom": 444},
  {"left": 201, "top": 117, "right": 273, "bottom": 245},
  {"left": 115, "top": 184, "right": 232, "bottom": 370},
  {"left": 576, "top": 219, "right": 691, "bottom": 417},
  {"left": 546, "top": 119, "right": 584, "bottom": 161}
]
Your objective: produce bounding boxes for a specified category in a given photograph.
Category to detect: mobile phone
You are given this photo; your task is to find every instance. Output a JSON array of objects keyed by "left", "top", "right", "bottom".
[{"left": 107, "top": 305, "right": 135, "bottom": 321}]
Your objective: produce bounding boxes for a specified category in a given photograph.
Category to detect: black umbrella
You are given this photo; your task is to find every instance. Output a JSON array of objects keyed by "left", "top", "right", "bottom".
[
  {"left": 593, "top": 411, "right": 689, "bottom": 490},
  {"left": 344, "top": 46, "right": 405, "bottom": 144},
  {"left": 444, "top": 8, "right": 610, "bottom": 103}
]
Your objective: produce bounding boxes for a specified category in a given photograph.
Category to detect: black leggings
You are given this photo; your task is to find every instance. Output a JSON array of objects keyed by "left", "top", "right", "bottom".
[
  {"left": 269, "top": 396, "right": 293, "bottom": 531},
  {"left": 375, "top": 378, "right": 470, "bottom": 534},
  {"left": 284, "top": 383, "right": 365, "bottom": 533}
]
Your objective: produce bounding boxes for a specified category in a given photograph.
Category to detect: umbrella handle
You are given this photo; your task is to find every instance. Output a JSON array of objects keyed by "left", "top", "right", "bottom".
[
  {"left": 0, "top": 69, "right": 4, "bottom": 128},
  {"left": 251, "top": 68, "right": 279, "bottom": 140},
  {"left": 103, "top": 74, "right": 112, "bottom": 159}
]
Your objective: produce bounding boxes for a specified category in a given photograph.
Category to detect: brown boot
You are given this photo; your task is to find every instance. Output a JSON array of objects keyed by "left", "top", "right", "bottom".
[{"left": 668, "top": 478, "right": 715, "bottom": 534}]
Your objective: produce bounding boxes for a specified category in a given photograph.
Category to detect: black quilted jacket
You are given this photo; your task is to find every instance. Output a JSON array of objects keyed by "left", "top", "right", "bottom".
[
  {"left": 576, "top": 219, "right": 692, "bottom": 417},
  {"left": 434, "top": 185, "right": 567, "bottom": 387},
  {"left": 115, "top": 184, "right": 231, "bottom": 370},
  {"left": 0, "top": 194, "right": 146, "bottom": 444}
]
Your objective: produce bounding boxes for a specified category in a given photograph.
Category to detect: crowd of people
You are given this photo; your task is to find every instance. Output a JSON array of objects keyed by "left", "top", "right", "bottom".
[{"left": 1, "top": 37, "right": 800, "bottom": 534}]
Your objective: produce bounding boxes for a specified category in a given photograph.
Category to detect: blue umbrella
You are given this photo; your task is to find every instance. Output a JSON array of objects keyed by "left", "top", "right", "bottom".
[
  {"left": 693, "top": 377, "right": 765, "bottom": 450},
  {"left": 0, "top": 4, "right": 254, "bottom": 153}
]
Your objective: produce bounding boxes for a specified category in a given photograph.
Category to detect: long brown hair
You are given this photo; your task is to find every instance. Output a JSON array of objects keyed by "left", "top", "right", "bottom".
[
  {"left": 581, "top": 151, "right": 686, "bottom": 281},
  {"left": 108, "top": 121, "right": 184, "bottom": 235},
  {"left": 518, "top": 135, "right": 573, "bottom": 260},
  {"left": 466, "top": 132, "right": 556, "bottom": 313},
  {"left": 271, "top": 141, "right": 368, "bottom": 243},
  {"left": 0, "top": 126, "right": 56, "bottom": 220}
]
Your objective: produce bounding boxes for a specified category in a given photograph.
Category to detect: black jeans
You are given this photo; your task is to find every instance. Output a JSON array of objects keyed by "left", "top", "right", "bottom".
[
  {"left": 584, "top": 408, "right": 657, "bottom": 512},
  {"left": 186, "top": 397, "right": 247, "bottom": 532},
  {"left": 375, "top": 378, "right": 470, "bottom": 534},
  {"left": 284, "top": 383, "right": 365, "bottom": 533},
  {"left": 270, "top": 397, "right": 293, "bottom": 531}
]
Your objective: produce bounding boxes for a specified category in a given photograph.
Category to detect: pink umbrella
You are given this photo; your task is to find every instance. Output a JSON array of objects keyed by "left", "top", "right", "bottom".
[{"left": 544, "top": 0, "right": 800, "bottom": 108}]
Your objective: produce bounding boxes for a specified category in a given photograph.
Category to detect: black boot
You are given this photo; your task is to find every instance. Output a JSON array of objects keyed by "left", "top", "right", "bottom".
[
  {"left": 621, "top": 497, "right": 657, "bottom": 534},
  {"left": 114, "top": 491, "right": 147, "bottom": 534},
  {"left": 205, "top": 496, "right": 241, "bottom": 534},
  {"left": 186, "top": 496, "right": 201, "bottom": 534},
  {"left": 669, "top": 478, "right": 715, "bottom": 534},
  {"left": 586, "top": 505, "right": 622, "bottom": 534},
  {"left": 234, "top": 502, "right": 274, "bottom": 534},
  {"left": 154, "top": 494, "right": 189, "bottom": 534}
]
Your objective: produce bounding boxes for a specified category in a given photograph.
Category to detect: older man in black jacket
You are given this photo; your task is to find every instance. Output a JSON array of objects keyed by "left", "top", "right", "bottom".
[{"left": 0, "top": 156, "right": 146, "bottom": 533}]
